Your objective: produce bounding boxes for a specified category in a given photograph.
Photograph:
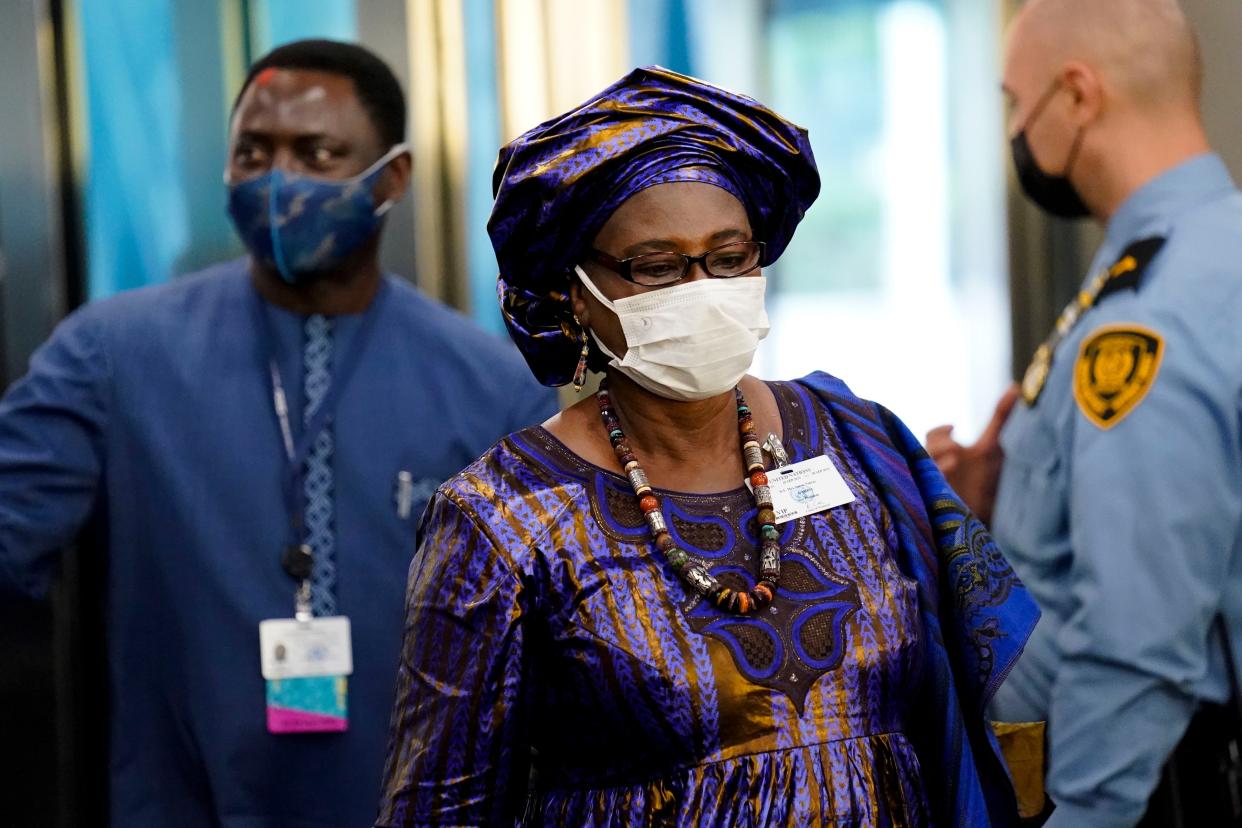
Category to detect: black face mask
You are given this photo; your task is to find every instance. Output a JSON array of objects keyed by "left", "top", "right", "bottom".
[{"left": 1010, "top": 81, "right": 1091, "bottom": 219}]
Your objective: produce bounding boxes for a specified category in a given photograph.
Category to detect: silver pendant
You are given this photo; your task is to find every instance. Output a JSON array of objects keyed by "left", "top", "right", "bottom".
[{"left": 763, "top": 432, "right": 790, "bottom": 468}]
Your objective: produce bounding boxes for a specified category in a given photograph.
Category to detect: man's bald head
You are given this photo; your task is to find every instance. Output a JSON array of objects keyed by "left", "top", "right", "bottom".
[
  {"left": 1010, "top": 0, "right": 1201, "bottom": 112},
  {"left": 1003, "top": 0, "right": 1213, "bottom": 225}
]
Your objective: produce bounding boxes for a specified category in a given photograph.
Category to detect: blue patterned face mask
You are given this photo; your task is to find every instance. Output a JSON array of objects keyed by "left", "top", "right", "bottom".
[{"left": 226, "top": 143, "right": 409, "bottom": 284}]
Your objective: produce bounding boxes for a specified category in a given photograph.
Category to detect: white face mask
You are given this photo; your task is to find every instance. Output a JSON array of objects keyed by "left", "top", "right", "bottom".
[{"left": 575, "top": 265, "right": 769, "bottom": 402}]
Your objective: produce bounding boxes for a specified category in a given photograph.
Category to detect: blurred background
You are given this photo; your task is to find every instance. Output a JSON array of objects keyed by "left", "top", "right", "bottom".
[{"left": 1, "top": 0, "right": 1241, "bottom": 823}]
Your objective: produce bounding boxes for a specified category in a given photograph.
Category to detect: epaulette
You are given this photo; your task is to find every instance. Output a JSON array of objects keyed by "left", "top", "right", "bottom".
[
  {"left": 1021, "top": 234, "right": 1167, "bottom": 406},
  {"left": 1094, "top": 236, "right": 1167, "bottom": 303}
]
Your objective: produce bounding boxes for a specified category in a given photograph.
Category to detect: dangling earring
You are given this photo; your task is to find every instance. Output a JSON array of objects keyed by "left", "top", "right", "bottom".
[{"left": 572, "top": 315, "right": 590, "bottom": 393}]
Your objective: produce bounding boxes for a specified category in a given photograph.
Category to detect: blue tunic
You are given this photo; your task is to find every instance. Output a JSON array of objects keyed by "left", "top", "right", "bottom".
[
  {"left": 992, "top": 154, "right": 1242, "bottom": 826},
  {"left": 0, "top": 259, "right": 558, "bottom": 827},
  {"left": 378, "top": 373, "right": 1037, "bottom": 827}
]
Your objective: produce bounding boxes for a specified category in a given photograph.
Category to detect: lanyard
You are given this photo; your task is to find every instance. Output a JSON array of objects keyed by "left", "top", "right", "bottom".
[{"left": 251, "top": 281, "right": 390, "bottom": 584}]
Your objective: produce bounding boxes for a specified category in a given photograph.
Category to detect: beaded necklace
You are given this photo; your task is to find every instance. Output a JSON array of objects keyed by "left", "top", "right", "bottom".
[{"left": 596, "top": 382, "right": 781, "bottom": 615}]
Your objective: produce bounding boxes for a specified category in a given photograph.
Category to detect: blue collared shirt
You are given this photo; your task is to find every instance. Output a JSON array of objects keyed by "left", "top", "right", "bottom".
[
  {"left": 993, "top": 154, "right": 1242, "bottom": 826},
  {"left": 0, "top": 259, "right": 558, "bottom": 828}
]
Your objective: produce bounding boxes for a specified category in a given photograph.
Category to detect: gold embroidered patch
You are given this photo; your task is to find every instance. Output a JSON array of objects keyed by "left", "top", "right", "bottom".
[{"left": 1073, "top": 325, "right": 1164, "bottom": 429}]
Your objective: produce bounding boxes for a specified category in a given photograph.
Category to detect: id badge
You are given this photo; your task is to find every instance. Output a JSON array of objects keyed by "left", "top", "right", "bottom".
[
  {"left": 259, "top": 616, "right": 353, "bottom": 734},
  {"left": 750, "top": 454, "right": 856, "bottom": 524}
]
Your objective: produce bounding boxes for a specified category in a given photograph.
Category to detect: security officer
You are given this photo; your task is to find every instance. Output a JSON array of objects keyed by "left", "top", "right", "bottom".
[{"left": 927, "top": 0, "right": 1242, "bottom": 825}]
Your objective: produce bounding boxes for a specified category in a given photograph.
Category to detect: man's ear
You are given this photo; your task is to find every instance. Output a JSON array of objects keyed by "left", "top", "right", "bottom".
[
  {"left": 1061, "top": 61, "right": 1104, "bottom": 127},
  {"left": 376, "top": 150, "right": 412, "bottom": 206}
]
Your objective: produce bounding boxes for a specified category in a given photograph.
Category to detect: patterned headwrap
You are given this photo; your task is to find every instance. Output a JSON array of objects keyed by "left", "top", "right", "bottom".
[{"left": 489, "top": 66, "right": 820, "bottom": 387}]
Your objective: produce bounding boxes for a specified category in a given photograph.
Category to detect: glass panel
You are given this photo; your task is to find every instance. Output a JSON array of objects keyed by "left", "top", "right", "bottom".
[
  {"left": 247, "top": 0, "right": 357, "bottom": 55},
  {"left": 77, "top": 0, "right": 244, "bottom": 300},
  {"left": 78, "top": 0, "right": 185, "bottom": 299},
  {"left": 629, "top": 0, "right": 693, "bottom": 74},
  {"left": 767, "top": 4, "right": 886, "bottom": 293},
  {"left": 677, "top": 0, "right": 1009, "bottom": 439},
  {"left": 464, "top": 0, "right": 505, "bottom": 333}
]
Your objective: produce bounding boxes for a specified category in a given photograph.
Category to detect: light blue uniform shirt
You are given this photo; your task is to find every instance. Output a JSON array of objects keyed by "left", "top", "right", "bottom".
[
  {"left": 0, "top": 259, "right": 558, "bottom": 828},
  {"left": 993, "top": 154, "right": 1242, "bottom": 827}
]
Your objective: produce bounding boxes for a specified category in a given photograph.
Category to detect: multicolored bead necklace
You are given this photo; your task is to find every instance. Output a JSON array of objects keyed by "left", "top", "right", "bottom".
[{"left": 597, "top": 382, "right": 781, "bottom": 615}]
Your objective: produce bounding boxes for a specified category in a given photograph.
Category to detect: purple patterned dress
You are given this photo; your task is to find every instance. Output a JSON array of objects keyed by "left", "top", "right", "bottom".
[{"left": 377, "top": 378, "right": 936, "bottom": 826}]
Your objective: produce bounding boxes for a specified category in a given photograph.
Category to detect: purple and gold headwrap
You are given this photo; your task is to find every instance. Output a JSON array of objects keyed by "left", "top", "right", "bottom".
[{"left": 489, "top": 66, "right": 820, "bottom": 387}]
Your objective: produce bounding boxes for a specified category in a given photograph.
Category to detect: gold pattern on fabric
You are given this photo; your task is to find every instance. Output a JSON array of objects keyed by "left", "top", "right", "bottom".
[
  {"left": 992, "top": 721, "right": 1047, "bottom": 818},
  {"left": 377, "top": 381, "right": 929, "bottom": 826}
]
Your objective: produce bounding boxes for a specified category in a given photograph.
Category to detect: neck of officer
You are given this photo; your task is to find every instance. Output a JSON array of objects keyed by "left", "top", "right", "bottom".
[
  {"left": 251, "top": 235, "right": 383, "bottom": 316},
  {"left": 1087, "top": 111, "right": 1212, "bottom": 222}
]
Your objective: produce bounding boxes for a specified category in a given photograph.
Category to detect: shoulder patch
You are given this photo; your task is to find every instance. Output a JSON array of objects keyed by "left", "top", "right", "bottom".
[{"left": 1073, "top": 325, "right": 1164, "bottom": 430}]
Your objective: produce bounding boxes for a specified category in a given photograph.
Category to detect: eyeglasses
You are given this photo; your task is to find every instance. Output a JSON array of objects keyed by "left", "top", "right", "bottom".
[{"left": 589, "top": 240, "right": 766, "bottom": 287}]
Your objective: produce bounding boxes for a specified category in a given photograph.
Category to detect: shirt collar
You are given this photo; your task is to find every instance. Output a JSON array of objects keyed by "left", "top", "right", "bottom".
[{"left": 1103, "top": 152, "right": 1235, "bottom": 253}]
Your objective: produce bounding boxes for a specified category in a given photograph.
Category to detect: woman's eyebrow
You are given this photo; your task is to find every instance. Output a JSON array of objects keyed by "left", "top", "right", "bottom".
[
  {"left": 620, "top": 239, "right": 679, "bottom": 257},
  {"left": 619, "top": 228, "right": 749, "bottom": 257},
  {"left": 709, "top": 228, "right": 748, "bottom": 243}
]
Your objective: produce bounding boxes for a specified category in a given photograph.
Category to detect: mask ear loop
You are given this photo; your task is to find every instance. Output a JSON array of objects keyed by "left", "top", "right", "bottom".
[
  {"left": 572, "top": 265, "right": 624, "bottom": 363},
  {"left": 367, "top": 143, "right": 412, "bottom": 217},
  {"left": 573, "top": 265, "right": 617, "bottom": 311},
  {"left": 1020, "top": 78, "right": 1063, "bottom": 135},
  {"left": 1021, "top": 78, "right": 1086, "bottom": 179}
]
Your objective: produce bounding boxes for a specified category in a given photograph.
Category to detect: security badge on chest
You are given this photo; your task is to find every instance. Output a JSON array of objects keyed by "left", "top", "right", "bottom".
[{"left": 1020, "top": 236, "right": 1167, "bottom": 410}]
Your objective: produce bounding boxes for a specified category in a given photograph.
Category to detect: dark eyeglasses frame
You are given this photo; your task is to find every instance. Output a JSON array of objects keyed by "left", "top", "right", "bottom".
[{"left": 588, "top": 240, "right": 767, "bottom": 287}]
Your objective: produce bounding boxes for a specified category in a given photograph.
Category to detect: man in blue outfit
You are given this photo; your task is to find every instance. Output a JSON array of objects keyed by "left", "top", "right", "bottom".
[
  {"left": 928, "top": 1, "right": 1242, "bottom": 825},
  {"left": 0, "top": 40, "right": 556, "bottom": 827}
]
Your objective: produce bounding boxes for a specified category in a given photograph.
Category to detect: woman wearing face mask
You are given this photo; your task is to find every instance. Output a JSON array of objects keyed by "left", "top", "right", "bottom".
[{"left": 377, "top": 68, "right": 1037, "bottom": 828}]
